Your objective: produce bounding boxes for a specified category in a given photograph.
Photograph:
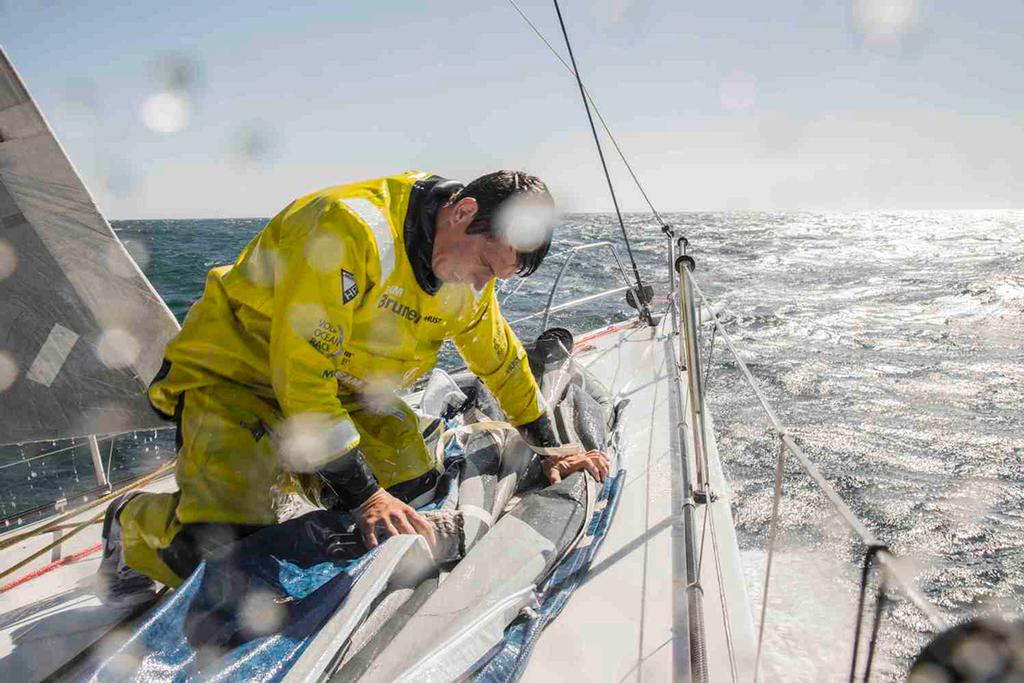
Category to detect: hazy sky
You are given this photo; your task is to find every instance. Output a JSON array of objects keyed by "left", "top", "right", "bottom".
[{"left": 2, "top": 0, "right": 1022, "bottom": 218}]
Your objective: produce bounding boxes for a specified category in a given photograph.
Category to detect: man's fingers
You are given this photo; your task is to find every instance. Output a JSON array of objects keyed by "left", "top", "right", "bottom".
[
  {"left": 587, "top": 450, "right": 610, "bottom": 481},
  {"left": 363, "top": 526, "right": 378, "bottom": 549},
  {"left": 410, "top": 511, "right": 437, "bottom": 546},
  {"left": 382, "top": 518, "right": 400, "bottom": 540},
  {"left": 392, "top": 511, "right": 416, "bottom": 536},
  {"left": 545, "top": 450, "right": 616, "bottom": 484}
]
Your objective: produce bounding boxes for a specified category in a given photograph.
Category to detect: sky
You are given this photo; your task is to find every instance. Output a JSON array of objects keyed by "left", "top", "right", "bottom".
[{"left": 1, "top": 0, "right": 1022, "bottom": 218}]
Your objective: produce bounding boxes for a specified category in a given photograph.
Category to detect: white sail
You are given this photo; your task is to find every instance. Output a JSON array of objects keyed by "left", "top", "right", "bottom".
[{"left": 0, "top": 45, "right": 180, "bottom": 445}]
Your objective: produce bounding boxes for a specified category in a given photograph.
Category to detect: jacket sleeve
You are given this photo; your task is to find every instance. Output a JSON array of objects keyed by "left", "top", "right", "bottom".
[
  {"left": 269, "top": 200, "right": 370, "bottom": 472},
  {"left": 452, "top": 282, "right": 544, "bottom": 427}
]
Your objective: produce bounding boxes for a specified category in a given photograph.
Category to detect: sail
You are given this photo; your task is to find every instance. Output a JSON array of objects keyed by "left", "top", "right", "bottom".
[{"left": 0, "top": 46, "right": 180, "bottom": 445}]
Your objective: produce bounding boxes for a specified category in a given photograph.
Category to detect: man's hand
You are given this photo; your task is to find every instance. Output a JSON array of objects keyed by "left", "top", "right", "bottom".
[
  {"left": 541, "top": 449, "right": 610, "bottom": 485},
  {"left": 353, "top": 489, "right": 437, "bottom": 549}
]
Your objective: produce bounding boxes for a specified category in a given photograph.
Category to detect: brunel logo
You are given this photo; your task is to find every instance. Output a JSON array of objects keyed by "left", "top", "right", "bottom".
[{"left": 378, "top": 293, "right": 420, "bottom": 323}]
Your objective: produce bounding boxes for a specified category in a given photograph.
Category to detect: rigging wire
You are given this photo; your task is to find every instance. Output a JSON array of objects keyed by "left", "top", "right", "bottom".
[
  {"left": 862, "top": 582, "right": 888, "bottom": 681},
  {"left": 849, "top": 545, "right": 890, "bottom": 683},
  {"left": 498, "top": 273, "right": 530, "bottom": 307},
  {"left": 0, "top": 437, "right": 100, "bottom": 473},
  {"left": 549, "top": 0, "right": 654, "bottom": 325},
  {"left": 525, "top": 2, "right": 942, "bottom": 674},
  {"left": 703, "top": 323, "right": 718, "bottom": 391},
  {"left": 753, "top": 438, "right": 788, "bottom": 679},
  {"left": 707, "top": 492, "right": 739, "bottom": 683},
  {"left": 505, "top": 0, "right": 666, "bottom": 226},
  {"left": 689, "top": 272, "right": 949, "bottom": 633}
]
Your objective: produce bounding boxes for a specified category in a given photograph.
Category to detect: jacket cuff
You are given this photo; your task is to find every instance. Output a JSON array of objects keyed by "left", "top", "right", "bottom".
[{"left": 319, "top": 447, "right": 381, "bottom": 510}]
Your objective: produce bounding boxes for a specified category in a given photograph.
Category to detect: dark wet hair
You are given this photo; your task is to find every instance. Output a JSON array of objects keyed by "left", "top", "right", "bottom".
[{"left": 450, "top": 170, "right": 554, "bottom": 277}]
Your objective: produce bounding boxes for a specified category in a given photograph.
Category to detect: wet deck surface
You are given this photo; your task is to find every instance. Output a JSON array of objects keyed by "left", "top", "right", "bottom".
[
  {"left": 0, "top": 475, "right": 177, "bottom": 682},
  {"left": 523, "top": 318, "right": 757, "bottom": 682}
]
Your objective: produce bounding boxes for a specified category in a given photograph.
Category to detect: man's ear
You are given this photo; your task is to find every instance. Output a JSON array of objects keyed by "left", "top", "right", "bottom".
[{"left": 454, "top": 197, "right": 479, "bottom": 231}]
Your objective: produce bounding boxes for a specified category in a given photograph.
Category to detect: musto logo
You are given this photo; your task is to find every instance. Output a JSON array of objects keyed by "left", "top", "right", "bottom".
[{"left": 378, "top": 293, "right": 420, "bottom": 323}]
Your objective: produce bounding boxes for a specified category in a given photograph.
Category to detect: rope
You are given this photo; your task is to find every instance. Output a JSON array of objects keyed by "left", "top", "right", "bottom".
[
  {"left": 549, "top": 0, "right": 653, "bottom": 326},
  {"left": 504, "top": 0, "right": 666, "bottom": 226},
  {"left": 849, "top": 544, "right": 889, "bottom": 683},
  {"left": 0, "top": 459, "right": 178, "bottom": 583},
  {"left": 0, "top": 508, "right": 106, "bottom": 582},
  {"left": 573, "top": 320, "right": 636, "bottom": 348},
  {"left": 0, "top": 459, "right": 175, "bottom": 553},
  {"left": 0, "top": 541, "right": 102, "bottom": 593},
  {"left": 432, "top": 418, "right": 584, "bottom": 464},
  {"left": 753, "top": 439, "right": 787, "bottom": 680}
]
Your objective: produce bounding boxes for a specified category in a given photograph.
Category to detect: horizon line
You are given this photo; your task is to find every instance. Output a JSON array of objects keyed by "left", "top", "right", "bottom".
[{"left": 108, "top": 207, "right": 1024, "bottom": 222}]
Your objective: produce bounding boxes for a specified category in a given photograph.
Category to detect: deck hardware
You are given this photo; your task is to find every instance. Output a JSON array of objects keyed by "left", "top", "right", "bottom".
[
  {"left": 87, "top": 435, "right": 109, "bottom": 488},
  {"left": 626, "top": 284, "right": 655, "bottom": 311},
  {"left": 523, "top": 241, "right": 634, "bottom": 330},
  {"left": 50, "top": 529, "right": 63, "bottom": 561},
  {"left": 692, "top": 487, "right": 716, "bottom": 504},
  {"left": 676, "top": 254, "right": 711, "bottom": 498},
  {"left": 849, "top": 544, "right": 890, "bottom": 683}
]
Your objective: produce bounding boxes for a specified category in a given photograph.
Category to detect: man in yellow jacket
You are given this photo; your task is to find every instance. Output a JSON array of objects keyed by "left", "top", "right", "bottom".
[{"left": 98, "top": 170, "right": 608, "bottom": 603}]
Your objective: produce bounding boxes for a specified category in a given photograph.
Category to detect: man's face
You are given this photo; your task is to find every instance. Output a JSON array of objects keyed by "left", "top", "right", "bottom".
[
  {"left": 436, "top": 234, "right": 519, "bottom": 291},
  {"left": 434, "top": 198, "right": 520, "bottom": 290}
]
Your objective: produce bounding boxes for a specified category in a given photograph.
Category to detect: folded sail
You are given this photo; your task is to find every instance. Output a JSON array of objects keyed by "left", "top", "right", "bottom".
[{"left": 0, "top": 46, "right": 179, "bottom": 445}]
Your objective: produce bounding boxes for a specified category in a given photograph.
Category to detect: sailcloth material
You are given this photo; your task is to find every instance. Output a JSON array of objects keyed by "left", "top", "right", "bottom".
[{"left": 0, "top": 47, "right": 180, "bottom": 445}]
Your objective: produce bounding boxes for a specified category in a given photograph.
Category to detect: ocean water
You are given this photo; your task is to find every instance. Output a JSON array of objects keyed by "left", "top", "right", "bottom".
[
  {"left": 656, "top": 211, "right": 1023, "bottom": 680},
  {"left": 2, "top": 211, "right": 1021, "bottom": 678}
]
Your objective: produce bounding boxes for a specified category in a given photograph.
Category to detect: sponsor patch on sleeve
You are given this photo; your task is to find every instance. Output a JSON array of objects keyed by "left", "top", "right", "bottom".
[{"left": 342, "top": 270, "right": 358, "bottom": 303}]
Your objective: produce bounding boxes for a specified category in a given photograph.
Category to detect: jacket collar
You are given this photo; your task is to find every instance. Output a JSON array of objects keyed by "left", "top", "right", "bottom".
[{"left": 404, "top": 175, "right": 463, "bottom": 295}]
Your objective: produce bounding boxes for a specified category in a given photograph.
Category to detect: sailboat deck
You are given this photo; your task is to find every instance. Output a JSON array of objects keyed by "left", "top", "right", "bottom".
[
  {"left": 523, "top": 316, "right": 757, "bottom": 682},
  {"left": 0, "top": 475, "right": 178, "bottom": 681},
  {"left": 1, "top": 316, "right": 756, "bottom": 682}
]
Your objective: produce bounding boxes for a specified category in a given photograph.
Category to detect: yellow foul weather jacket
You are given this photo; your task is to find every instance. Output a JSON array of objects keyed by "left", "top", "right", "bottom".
[{"left": 149, "top": 172, "right": 544, "bottom": 485}]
